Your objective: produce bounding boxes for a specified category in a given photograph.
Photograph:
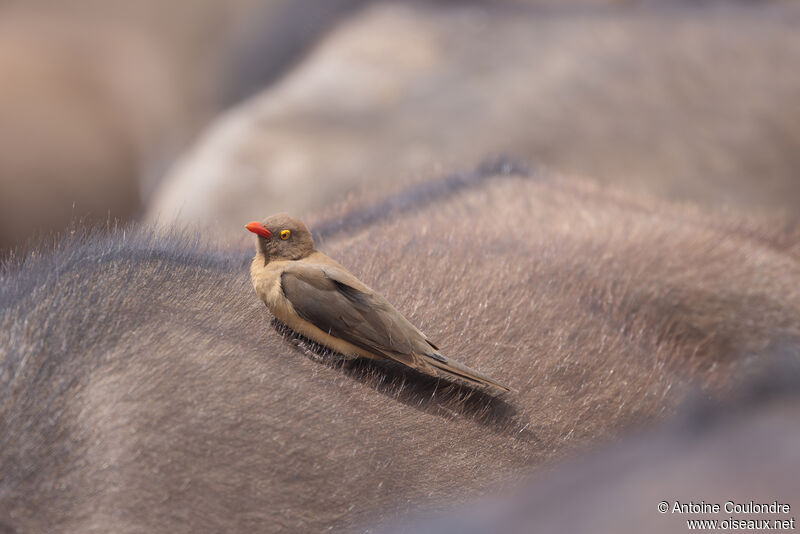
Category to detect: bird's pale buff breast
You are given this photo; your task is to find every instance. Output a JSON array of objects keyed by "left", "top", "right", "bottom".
[{"left": 250, "top": 255, "right": 378, "bottom": 360}]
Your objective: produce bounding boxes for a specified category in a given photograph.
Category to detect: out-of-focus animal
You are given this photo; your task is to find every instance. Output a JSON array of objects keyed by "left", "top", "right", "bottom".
[
  {"left": 148, "top": 1, "right": 800, "bottom": 240},
  {"left": 0, "top": 0, "right": 366, "bottom": 254}
]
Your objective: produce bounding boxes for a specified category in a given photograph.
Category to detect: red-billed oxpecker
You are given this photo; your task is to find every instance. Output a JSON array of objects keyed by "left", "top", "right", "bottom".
[{"left": 246, "top": 214, "right": 510, "bottom": 392}]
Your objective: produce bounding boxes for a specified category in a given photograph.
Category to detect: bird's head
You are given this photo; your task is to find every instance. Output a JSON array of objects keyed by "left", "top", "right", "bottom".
[{"left": 245, "top": 213, "right": 315, "bottom": 262}]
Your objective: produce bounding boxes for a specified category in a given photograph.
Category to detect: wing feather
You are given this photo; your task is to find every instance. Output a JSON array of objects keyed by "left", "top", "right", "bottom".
[
  {"left": 279, "top": 262, "right": 511, "bottom": 391},
  {"left": 280, "top": 264, "right": 427, "bottom": 364}
]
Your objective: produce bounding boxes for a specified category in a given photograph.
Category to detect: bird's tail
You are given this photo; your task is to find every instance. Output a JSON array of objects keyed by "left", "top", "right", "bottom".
[{"left": 422, "top": 352, "right": 512, "bottom": 392}]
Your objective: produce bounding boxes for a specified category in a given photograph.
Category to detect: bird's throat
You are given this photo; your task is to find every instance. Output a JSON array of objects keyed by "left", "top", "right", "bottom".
[{"left": 256, "top": 239, "right": 270, "bottom": 265}]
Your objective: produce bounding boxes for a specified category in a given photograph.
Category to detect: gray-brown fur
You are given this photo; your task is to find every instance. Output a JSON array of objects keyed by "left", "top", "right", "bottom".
[
  {"left": 380, "top": 352, "right": 800, "bottom": 534},
  {"left": 146, "top": 1, "right": 800, "bottom": 242},
  {"left": 2, "top": 165, "right": 800, "bottom": 532}
]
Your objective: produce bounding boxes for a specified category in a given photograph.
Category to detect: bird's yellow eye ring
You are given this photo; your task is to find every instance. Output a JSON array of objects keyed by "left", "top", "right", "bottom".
[{"left": 281, "top": 229, "right": 291, "bottom": 240}]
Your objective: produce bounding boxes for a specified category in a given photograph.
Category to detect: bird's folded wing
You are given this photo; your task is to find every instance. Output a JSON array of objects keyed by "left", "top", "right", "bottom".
[{"left": 280, "top": 263, "right": 431, "bottom": 367}]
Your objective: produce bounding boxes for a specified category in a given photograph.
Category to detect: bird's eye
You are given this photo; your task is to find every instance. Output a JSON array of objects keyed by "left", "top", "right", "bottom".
[{"left": 281, "top": 230, "right": 291, "bottom": 240}]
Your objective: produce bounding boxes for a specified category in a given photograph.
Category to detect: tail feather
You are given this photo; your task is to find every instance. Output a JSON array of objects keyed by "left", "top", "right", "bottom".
[{"left": 423, "top": 352, "right": 512, "bottom": 392}]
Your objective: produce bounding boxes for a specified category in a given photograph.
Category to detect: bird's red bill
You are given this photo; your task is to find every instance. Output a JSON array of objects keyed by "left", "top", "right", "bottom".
[{"left": 245, "top": 221, "right": 272, "bottom": 238}]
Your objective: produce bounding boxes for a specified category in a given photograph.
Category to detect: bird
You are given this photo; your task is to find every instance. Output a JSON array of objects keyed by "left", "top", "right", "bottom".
[{"left": 246, "top": 213, "right": 511, "bottom": 392}]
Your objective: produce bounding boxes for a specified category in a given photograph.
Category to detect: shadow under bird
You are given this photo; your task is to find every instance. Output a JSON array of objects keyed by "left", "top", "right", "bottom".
[{"left": 246, "top": 214, "right": 510, "bottom": 392}]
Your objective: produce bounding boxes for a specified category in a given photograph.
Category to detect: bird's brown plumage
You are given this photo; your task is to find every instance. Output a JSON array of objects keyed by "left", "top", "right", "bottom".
[{"left": 247, "top": 213, "right": 510, "bottom": 392}]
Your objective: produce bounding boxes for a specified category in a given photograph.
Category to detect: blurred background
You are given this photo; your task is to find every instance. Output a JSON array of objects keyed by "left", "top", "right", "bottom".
[
  {"left": 2, "top": 2, "right": 799, "bottom": 530},
  {"left": 1, "top": 0, "right": 799, "bottom": 249}
]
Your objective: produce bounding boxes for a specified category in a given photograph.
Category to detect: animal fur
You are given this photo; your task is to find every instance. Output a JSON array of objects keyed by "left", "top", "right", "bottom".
[{"left": 2, "top": 162, "right": 800, "bottom": 532}]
